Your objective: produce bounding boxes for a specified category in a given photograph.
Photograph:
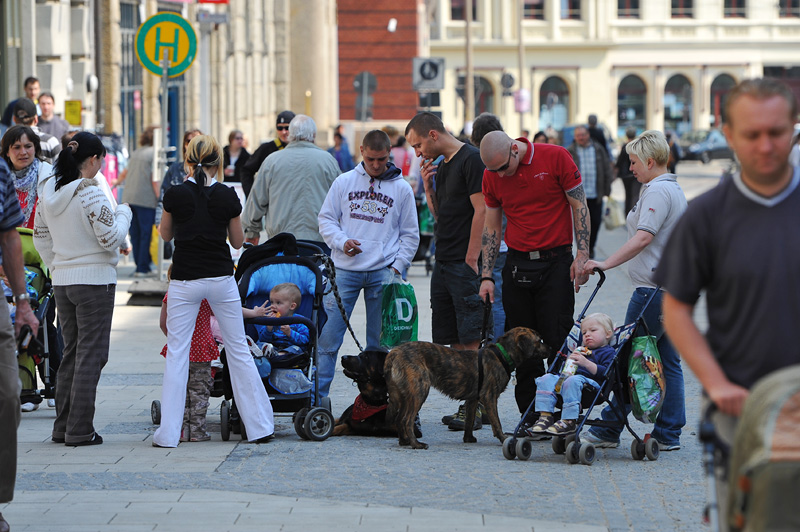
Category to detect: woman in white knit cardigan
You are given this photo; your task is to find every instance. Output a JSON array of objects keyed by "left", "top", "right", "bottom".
[{"left": 34, "top": 131, "right": 132, "bottom": 446}]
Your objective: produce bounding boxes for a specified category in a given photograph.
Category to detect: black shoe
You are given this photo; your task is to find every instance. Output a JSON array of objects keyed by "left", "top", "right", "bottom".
[
  {"left": 251, "top": 433, "right": 275, "bottom": 444},
  {"left": 447, "top": 406, "right": 482, "bottom": 431},
  {"left": 65, "top": 433, "right": 103, "bottom": 446},
  {"left": 52, "top": 436, "right": 65, "bottom": 443},
  {"left": 0, "top": 511, "right": 9, "bottom": 532}
]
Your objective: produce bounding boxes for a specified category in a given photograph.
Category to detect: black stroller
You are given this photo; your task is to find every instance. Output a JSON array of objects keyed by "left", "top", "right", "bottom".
[
  {"left": 219, "top": 233, "right": 333, "bottom": 441},
  {"left": 503, "top": 270, "right": 663, "bottom": 465}
]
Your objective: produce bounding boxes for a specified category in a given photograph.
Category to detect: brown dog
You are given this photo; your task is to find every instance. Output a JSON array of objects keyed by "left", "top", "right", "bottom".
[{"left": 384, "top": 327, "right": 548, "bottom": 449}]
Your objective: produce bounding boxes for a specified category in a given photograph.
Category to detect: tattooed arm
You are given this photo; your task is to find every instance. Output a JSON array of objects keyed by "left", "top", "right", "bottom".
[
  {"left": 479, "top": 206, "right": 502, "bottom": 303},
  {"left": 566, "top": 184, "right": 590, "bottom": 292}
]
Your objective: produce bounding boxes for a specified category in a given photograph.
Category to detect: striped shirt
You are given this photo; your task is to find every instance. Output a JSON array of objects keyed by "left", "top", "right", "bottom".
[
  {"left": 0, "top": 159, "right": 25, "bottom": 265},
  {"left": 576, "top": 144, "right": 597, "bottom": 199}
]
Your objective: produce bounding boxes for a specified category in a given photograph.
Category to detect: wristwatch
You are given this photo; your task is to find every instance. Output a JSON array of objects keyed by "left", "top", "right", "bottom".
[{"left": 13, "top": 293, "right": 31, "bottom": 304}]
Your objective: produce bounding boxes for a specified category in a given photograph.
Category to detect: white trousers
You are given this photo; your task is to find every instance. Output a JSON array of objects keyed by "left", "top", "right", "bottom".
[{"left": 153, "top": 275, "right": 274, "bottom": 447}]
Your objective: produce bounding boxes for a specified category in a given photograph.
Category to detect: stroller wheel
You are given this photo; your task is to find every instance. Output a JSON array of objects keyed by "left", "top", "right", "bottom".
[
  {"left": 579, "top": 443, "right": 596, "bottom": 465},
  {"left": 565, "top": 441, "right": 580, "bottom": 464},
  {"left": 552, "top": 436, "right": 566, "bottom": 455},
  {"left": 502, "top": 437, "right": 517, "bottom": 460},
  {"left": 151, "top": 400, "right": 161, "bottom": 425},
  {"left": 220, "top": 401, "right": 230, "bottom": 441},
  {"left": 515, "top": 438, "right": 533, "bottom": 461},
  {"left": 293, "top": 408, "right": 310, "bottom": 440},
  {"left": 644, "top": 437, "right": 660, "bottom": 461},
  {"left": 303, "top": 407, "right": 334, "bottom": 441},
  {"left": 631, "top": 439, "right": 646, "bottom": 460}
]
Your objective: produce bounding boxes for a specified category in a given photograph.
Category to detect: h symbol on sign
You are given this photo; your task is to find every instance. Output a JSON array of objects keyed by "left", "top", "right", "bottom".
[{"left": 155, "top": 27, "right": 179, "bottom": 63}]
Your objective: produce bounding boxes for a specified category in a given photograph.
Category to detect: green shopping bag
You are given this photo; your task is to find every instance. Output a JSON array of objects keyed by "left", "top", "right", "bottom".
[
  {"left": 627, "top": 335, "right": 666, "bottom": 423},
  {"left": 379, "top": 275, "right": 418, "bottom": 348}
]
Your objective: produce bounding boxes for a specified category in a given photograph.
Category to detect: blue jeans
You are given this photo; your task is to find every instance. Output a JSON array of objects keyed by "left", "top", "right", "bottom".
[
  {"left": 589, "top": 287, "right": 685, "bottom": 446},
  {"left": 535, "top": 373, "right": 600, "bottom": 420},
  {"left": 316, "top": 267, "right": 392, "bottom": 397},
  {"left": 492, "top": 252, "right": 507, "bottom": 341},
  {"left": 129, "top": 206, "right": 155, "bottom": 273}
]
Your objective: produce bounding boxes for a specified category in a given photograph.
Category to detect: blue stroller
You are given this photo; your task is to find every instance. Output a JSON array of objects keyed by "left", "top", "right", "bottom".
[
  {"left": 219, "top": 233, "right": 332, "bottom": 441},
  {"left": 503, "top": 270, "right": 663, "bottom": 465}
]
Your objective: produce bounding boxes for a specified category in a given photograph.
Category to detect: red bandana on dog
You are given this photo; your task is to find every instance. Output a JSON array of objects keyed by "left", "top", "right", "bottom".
[{"left": 351, "top": 394, "right": 387, "bottom": 421}]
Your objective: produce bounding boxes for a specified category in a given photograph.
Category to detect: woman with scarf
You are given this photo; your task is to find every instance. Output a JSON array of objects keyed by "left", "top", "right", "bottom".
[
  {"left": 33, "top": 131, "right": 132, "bottom": 446},
  {"left": 0, "top": 125, "right": 53, "bottom": 228}
]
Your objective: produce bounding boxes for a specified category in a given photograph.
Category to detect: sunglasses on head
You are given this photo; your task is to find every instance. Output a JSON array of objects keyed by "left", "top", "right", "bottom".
[{"left": 276, "top": 125, "right": 289, "bottom": 131}]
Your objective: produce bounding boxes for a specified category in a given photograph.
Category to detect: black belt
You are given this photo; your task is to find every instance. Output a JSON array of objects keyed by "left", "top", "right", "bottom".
[{"left": 508, "top": 245, "right": 572, "bottom": 261}]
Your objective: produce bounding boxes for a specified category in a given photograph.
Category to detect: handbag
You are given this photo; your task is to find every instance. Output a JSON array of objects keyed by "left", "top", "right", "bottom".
[
  {"left": 603, "top": 196, "right": 626, "bottom": 230},
  {"left": 627, "top": 335, "right": 666, "bottom": 423},
  {"left": 379, "top": 273, "right": 418, "bottom": 348}
]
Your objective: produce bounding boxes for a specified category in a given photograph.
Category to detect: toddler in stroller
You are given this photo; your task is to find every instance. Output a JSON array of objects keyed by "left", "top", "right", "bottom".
[
  {"left": 528, "top": 313, "right": 616, "bottom": 437},
  {"left": 255, "top": 282, "right": 310, "bottom": 359}
]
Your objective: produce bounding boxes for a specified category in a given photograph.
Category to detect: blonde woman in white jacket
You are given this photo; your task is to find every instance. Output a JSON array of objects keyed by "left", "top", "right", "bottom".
[{"left": 34, "top": 131, "right": 132, "bottom": 447}]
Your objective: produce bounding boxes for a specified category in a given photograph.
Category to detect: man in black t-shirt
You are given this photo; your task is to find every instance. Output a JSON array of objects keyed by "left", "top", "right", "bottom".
[
  {"left": 406, "top": 113, "right": 489, "bottom": 430},
  {"left": 656, "top": 78, "right": 800, "bottom": 528}
]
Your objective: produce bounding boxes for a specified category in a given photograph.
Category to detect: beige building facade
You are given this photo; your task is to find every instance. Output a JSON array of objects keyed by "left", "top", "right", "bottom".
[{"left": 427, "top": 0, "right": 800, "bottom": 141}]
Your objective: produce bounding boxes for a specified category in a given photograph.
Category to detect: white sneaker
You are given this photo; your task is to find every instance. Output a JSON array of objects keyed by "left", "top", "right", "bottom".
[
  {"left": 47, "top": 398, "right": 56, "bottom": 408},
  {"left": 21, "top": 402, "right": 39, "bottom": 412},
  {"left": 582, "top": 431, "right": 619, "bottom": 448}
]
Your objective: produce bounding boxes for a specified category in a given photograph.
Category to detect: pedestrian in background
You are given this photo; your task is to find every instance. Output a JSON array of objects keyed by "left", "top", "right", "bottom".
[
  {"left": 154, "top": 134, "right": 275, "bottom": 447},
  {"left": 657, "top": 78, "right": 800, "bottom": 528},
  {"left": 36, "top": 92, "right": 71, "bottom": 141},
  {"left": 159, "top": 129, "right": 202, "bottom": 225},
  {"left": 34, "top": 131, "right": 132, "bottom": 446},
  {"left": 10, "top": 98, "right": 60, "bottom": 163},
  {"left": 240, "top": 110, "right": 295, "bottom": 197},
  {"left": 223, "top": 130, "right": 250, "bottom": 183},
  {"left": 328, "top": 132, "right": 355, "bottom": 172},
  {"left": 568, "top": 125, "right": 612, "bottom": 259},
  {"left": 0, "top": 125, "right": 53, "bottom": 229},
  {"left": 0, "top": 76, "right": 40, "bottom": 137},
  {"left": 0, "top": 157, "right": 39, "bottom": 532},
  {"left": 115, "top": 125, "right": 158, "bottom": 277},
  {"left": 616, "top": 127, "right": 640, "bottom": 214}
]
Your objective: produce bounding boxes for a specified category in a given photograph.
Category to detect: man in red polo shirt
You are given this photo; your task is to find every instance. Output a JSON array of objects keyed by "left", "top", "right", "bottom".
[{"left": 478, "top": 130, "right": 590, "bottom": 433}]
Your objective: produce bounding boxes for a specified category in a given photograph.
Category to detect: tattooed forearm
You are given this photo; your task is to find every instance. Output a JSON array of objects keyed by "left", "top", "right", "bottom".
[
  {"left": 567, "top": 185, "right": 590, "bottom": 254},
  {"left": 481, "top": 227, "right": 499, "bottom": 277},
  {"left": 426, "top": 189, "right": 439, "bottom": 222}
]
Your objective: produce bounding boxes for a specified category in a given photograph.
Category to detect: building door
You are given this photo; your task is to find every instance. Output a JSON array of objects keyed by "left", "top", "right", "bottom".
[
  {"left": 617, "top": 74, "right": 647, "bottom": 138},
  {"left": 710, "top": 74, "right": 736, "bottom": 127},
  {"left": 664, "top": 74, "right": 693, "bottom": 136},
  {"left": 539, "top": 76, "right": 569, "bottom": 133}
]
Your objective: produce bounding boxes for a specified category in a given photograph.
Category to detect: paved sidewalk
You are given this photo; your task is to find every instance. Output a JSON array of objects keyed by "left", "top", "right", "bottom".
[{"left": 4, "top": 163, "right": 723, "bottom": 532}]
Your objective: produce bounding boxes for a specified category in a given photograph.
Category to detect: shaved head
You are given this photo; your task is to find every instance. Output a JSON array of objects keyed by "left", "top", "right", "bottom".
[{"left": 480, "top": 131, "right": 513, "bottom": 165}]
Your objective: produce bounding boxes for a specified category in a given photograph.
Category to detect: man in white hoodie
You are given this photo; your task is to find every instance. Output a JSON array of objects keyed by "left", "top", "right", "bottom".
[{"left": 317, "top": 130, "right": 420, "bottom": 397}]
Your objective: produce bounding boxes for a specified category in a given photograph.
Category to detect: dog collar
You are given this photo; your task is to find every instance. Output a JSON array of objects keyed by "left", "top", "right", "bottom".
[{"left": 492, "top": 344, "right": 515, "bottom": 374}]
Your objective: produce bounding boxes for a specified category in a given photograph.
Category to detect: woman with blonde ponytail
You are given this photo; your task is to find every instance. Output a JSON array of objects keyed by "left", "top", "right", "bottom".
[{"left": 153, "top": 135, "right": 274, "bottom": 447}]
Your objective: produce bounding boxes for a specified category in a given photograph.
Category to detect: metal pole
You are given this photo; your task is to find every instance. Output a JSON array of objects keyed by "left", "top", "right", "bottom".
[
  {"left": 156, "top": 48, "right": 169, "bottom": 281},
  {"left": 360, "top": 72, "right": 368, "bottom": 122},
  {"left": 465, "top": 0, "right": 474, "bottom": 123},
  {"left": 199, "top": 24, "right": 211, "bottom": 133},
  {"left": 518, "top": 0, "right": 525, "bottom": 134}
]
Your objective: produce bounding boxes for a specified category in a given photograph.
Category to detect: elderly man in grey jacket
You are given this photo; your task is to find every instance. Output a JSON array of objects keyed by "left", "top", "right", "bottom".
[{"left": 243, "top": 115, "right": 340, "bottom": 253}]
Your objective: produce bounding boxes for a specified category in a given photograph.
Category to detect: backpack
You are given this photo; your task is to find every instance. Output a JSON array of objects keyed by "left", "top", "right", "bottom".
[{"left": 726, "top": 364, "right": 800, "bottom": 532}]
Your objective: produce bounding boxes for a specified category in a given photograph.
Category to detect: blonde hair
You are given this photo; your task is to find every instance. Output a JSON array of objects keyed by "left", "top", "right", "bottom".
[
  {"left": 184, "top": 135, "right": 224, "bottom": 185},
  {"left": 582, "top": 313, "right": 614, "bottom": 336},
  {"left": 271, "top": 283, "right": 302, "bottom": 307},
  {"left": 625, "top": 130, "right": 670, "bottom": 167}
]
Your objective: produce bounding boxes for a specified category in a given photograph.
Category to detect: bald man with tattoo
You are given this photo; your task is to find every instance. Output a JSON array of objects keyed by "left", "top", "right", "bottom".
[{"left": 478, "top": 131, "right": 590, "bottom": 433}]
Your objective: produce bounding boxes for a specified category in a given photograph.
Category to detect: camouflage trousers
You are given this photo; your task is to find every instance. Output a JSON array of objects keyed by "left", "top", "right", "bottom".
[{"left": 181, "top": 362, "right": 214, "bottom": 442}]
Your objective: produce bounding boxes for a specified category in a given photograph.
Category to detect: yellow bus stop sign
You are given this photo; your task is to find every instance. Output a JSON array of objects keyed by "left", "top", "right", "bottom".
[{"left": 135, "top": 12, "right": 197, "bottom": 78}]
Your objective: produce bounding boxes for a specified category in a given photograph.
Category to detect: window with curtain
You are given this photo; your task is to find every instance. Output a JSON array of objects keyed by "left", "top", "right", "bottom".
[
  {"left": 779, "top": 0, "right": 800, "bottom": 17},
  {"left": 561, "top": 0, "right": 581, "bottom": 20},
  {"left": 671, "top": 0, "right": 693, "bottom": 18},
  {"left": 618, "top": 0, "right": 640, "bottom": 19},
  {"left": 724, "top": 0, "right": 746, "bottom": 18},
  {"left": 524, "top": 0, "right": 545, "bottom": 20},
  {"left": 451, "top": 0, "right": 478, "bottom": 21}
]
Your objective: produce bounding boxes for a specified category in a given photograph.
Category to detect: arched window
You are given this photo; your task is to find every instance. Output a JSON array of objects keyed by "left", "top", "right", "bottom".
[
  {"left": 617, "top": 75, "right": 647, "bottom": 138},
  {"left": 539, "top": 76, "right": 569, "bottom": 132},
  {"left": 710, "top": 74, "right": 736, "bottom": 127},
  {"left": 664, "top": 74, "right": 693, "bottom": 135},
  {"left": 457, "top": 75, "right": 495, "bottom": 118}
]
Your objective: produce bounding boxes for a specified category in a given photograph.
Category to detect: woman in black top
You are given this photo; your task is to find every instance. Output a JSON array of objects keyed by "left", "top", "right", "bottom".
[
  {"left": 152, "top": 135, "right": 274, "bottom": 448},
  {"left": 222, "top": 130, "right": 249, "bottom": 183}
]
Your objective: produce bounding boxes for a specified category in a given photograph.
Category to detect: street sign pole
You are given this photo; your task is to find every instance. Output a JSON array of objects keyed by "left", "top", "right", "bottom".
[{"left": 156, "top": 48, "right": 170, "bottom": 282}]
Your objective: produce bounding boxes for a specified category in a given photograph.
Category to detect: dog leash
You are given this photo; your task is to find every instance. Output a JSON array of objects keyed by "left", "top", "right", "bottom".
[
  {"left": 318, "top": 254, "right": 364, "bottom": 352},
  {"left": 475, "top": 295, "right": 493, "bottom": 395}
]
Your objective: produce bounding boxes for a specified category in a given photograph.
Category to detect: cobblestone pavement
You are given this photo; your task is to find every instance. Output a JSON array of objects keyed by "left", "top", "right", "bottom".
[{"left": 7, "top": 161, "right": 724, "bottom": 531}]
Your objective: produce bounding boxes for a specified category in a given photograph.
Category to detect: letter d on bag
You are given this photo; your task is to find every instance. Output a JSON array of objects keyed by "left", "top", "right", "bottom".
[{"left": 395, "top": 298, "right": 413, "bottom": 322}]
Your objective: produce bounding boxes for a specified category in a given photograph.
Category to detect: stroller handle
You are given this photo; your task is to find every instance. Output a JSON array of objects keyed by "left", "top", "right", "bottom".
[{"left": 593, "top": 267, "right": 606, "bottom": 286}]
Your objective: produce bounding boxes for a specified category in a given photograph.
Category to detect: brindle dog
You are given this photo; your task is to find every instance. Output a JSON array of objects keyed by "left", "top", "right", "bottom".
[{"left": 385, "top": 327, "right": 548, "bottom": 449}]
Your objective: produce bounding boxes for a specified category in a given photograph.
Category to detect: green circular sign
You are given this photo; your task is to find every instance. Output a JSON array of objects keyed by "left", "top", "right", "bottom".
[{"left": 135, "top": 12, "right": 197, "bottom": 78}]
